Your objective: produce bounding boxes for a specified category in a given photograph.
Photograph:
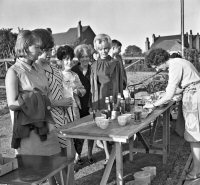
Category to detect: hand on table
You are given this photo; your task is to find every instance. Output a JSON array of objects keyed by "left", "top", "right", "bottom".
[{"left": 143, "top": 103, "right": 155, "bottom": 109}]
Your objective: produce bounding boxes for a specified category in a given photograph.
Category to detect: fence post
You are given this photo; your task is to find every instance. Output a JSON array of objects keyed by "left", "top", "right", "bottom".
[{"left": 5, "top": 61, "right": 8, "bottom": 71}]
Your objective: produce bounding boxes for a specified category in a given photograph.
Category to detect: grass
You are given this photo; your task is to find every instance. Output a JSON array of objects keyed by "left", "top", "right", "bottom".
[{"left": 0, "top": 73, "right": 191, "bottom": 185}]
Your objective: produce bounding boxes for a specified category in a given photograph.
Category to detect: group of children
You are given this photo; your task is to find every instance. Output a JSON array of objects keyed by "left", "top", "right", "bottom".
[{"left": 6, "top": 29, "right": 127, "bottom": 180}]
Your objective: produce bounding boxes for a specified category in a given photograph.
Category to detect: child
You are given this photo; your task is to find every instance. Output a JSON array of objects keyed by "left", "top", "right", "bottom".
[
  {"left": 109, "top": 39, "right": 127, "bottom": 89},
  {"left": 57, "top": 45, "right": 86, "bottom": 164}
]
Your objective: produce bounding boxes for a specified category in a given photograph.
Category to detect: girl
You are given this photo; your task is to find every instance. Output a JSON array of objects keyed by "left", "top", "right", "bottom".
[
  {"left": 57, "top": 45, "right": 86, "bottom": 164},
  {"left": 6, "top": 30, "right": 61, "bottom": 156},
  {"left": 32, "top": 29, "right": 73, "bottom": 130},
  {"left": 91, "top": 34, "right": 124, "bottom": 164}
]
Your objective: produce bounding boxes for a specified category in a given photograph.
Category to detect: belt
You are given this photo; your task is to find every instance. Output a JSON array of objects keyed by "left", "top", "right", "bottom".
[{"left": 183, "top": 80, "right": 200, "bottom": 92}]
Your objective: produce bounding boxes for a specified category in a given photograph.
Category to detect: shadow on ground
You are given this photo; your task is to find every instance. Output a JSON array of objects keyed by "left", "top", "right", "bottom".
[{"left": 0, "top": 114, "right": 190, "bottom": 185}]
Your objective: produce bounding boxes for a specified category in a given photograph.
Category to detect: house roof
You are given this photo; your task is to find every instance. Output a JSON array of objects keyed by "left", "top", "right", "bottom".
[
  {"left": 53, "top": 26, "right": 89, "bottom": 46},
  {"left": 151, "top": 39, "right": 182, "bottom": 52},
  {"left": 150, "top": 34, "right": 189, "bottom": 52}
]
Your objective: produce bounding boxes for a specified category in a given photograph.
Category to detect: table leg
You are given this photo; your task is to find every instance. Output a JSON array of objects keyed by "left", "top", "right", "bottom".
[
  {"left": 100, "top": 144, "right": 116, "bottom": 185},
  {"left": 66, "top": 138, "right": 75, "bottom": 185},
  {"left": 163, "top": 108, "right": 170, "bottom": 164},
  {"left": 129, "top": 137, "right": 134, "bottom": 161},
  {"left": 116, "top": 142, "right": 123, "bottom": 185}
]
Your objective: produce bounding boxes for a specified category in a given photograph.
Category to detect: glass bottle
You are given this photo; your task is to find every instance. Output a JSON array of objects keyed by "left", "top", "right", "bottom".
[
  {"left": 105, "top": 97, "right": 111, "bottom": 118},
  {"left": 116, "top": 93, "right": 121, "bottom": 111},
  {"left": 120, "top": 98, "right": 125, "bottom": 114}
]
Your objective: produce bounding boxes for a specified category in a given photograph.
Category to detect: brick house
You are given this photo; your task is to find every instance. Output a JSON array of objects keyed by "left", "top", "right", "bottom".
[
  {"left": 145, "top": 30, "right": 200, "bottom": 54},
  {"left": 52, "top": 21, "right": 96, "bottom": 48}
]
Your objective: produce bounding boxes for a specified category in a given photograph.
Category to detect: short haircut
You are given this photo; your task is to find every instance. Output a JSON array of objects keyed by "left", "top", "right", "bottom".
[
  {"left": 32, "top": 28, "right": 54, "bottom": 50},
  {"left": 112, "top": 39, "right": 122, "bottom": 47},
  {"left": 169, "top": 52, "right": 182, "bottom": 58},
  {"left": 15, "top": 30, "right": 41, "bottom": 58},
  {"left": 145, "top": 48, "right": 170, "bottom": 67},
  {"left": 57, "top": 45, "right": 74, "bottom": 60},
  {"left": 74, "top": 44, "right": 92, "bottom": 59},
  {"left": 93, "top": 34, "right": 112, "bottom": 51}
]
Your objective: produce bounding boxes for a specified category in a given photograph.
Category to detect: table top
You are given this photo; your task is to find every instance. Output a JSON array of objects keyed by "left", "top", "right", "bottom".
[
  {"left": 59, "top": 102, "right": 174, "bottom": 143},
  {"left": 0, "top": 154, "right": 72, "bottom": 185}
]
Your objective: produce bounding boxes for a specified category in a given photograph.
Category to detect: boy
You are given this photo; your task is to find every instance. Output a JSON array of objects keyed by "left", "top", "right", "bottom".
[{"left": 110, "top": 39, "right": 127, "bottom": 89}]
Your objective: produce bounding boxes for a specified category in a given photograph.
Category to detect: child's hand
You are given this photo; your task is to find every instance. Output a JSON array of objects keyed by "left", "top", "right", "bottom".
[
  {"left": 54, "top": 97, "right": 73, "bottom": 107},
  {"left": 62, "top": 97, "right": 73, "bottom": 107},
  {"left": 73, "top": 89, "right": 81, "bottom": 96}
]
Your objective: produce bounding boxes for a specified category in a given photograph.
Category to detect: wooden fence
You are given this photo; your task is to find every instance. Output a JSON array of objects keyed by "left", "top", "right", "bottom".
[{"left": 0, "top": 56, "right": 148, "bottom": 79}]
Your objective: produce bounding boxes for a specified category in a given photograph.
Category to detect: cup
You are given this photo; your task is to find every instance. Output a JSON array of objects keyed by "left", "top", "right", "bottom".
[
  {"left": 134, "top": 111, "right": 142, "bottom": 121},
  {"left": 111, "top": 111, "right": 118, "bottom": 120}
]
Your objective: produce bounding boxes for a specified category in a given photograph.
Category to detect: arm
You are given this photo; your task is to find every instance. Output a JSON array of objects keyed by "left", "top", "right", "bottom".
[
  {"left": 154, "top": 62, "right": 182, "bottom": 106},
  {"left": 175, "top": 87, "right": 184, "bottom": 95},
  {"left": 73, "top": 74, "right": 86, "bottom": 97},
  {"left": 5, "top": 68, "right": 23, "bottom": 110},
  {"left": 51, "top": 98, "right": 73, "bottom": 107}
]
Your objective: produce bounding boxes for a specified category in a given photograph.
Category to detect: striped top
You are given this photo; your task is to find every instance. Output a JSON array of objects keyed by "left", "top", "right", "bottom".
[{"left": 43, "top": 64, "right": 65, "bottom": 128}]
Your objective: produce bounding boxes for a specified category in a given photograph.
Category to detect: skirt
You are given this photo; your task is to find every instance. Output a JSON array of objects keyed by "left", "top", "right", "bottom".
[
  {"left": 17, "top": 129, "right": 61, "bottom": 156},
  {"left": 182, "top": 83, "right": 200, "bottom": 142}
]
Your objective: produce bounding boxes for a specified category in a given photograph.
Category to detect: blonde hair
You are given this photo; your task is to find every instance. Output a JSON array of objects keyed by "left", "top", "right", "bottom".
[
  {"left": 15, "top": 30, "right": 41, "bottom": 58},
  {"left": 74, "top": 44, "right": 92, "bottom": 59},
  {"left": 93, "top": 34, "right": 112, "bottom": 51}
]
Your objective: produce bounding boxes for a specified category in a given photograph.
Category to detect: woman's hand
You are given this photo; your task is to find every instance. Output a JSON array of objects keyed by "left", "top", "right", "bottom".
[
  {"left": 51, "top": 97, "right": 73, "bottom": 107},
  {"left": 143, "top": 103, "right": 155, "bottom": 109}
]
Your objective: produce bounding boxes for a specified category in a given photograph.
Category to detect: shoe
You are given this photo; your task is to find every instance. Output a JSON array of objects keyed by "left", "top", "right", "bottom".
[
  {"left": 75, "top": 158, "right": 84, "bottom": 165},
  {"left": 103, "top": 159, "right": 109, "bottom": 165},
  {"left": 185, "top": 172, "right": 200, "bottom": 181},
  {"left": 96, "top": 140, "right": 104, "bottom": 149},
  {"left": 88, "top": 158, "right": 95, "bottom": 164}
]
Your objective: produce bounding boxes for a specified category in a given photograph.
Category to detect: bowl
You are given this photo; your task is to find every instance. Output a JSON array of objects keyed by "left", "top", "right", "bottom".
[
  {"left": 95, "top": 117, "right": 109, "bottom": 129},
  {"left": 95, "top": 116, "right": 105, "bottom": 127},
  {"left": 133, "top": 171, "right": 151, "bottom": 184},
  {"left": 117, "top": 114, "right": 131, "bottom": 126}
]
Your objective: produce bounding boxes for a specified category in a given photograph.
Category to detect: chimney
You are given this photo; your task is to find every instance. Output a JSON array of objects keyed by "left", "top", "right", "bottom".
[
  {"left": 152, "top": 34, "right": 156, "bottom": 44},
  {"left": 77, "top": 21, "right": 82, "bottom": 38},
  {"left": 188, "top": 30, "right": 193, "bottom": 49},
  {"left": 196, "top": 32, "right": 200, "bottom": 52},
  {"left": 145, "top": 37, "right": 150, "bottom": 52}
]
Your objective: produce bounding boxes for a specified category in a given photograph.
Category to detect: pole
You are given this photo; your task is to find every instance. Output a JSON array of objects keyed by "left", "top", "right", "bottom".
[{"left": 181, "top": 0, "right": 185, "bottom": 58}]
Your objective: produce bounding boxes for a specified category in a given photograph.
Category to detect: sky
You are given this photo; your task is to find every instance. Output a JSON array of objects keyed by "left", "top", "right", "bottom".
[{"left": 0, "top": 0, "right": 200, "bottom": 52}]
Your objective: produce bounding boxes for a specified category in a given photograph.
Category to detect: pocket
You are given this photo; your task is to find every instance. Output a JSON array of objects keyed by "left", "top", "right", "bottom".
[{"left": 182, "top": 91, "right": 199, "bottom": 133}]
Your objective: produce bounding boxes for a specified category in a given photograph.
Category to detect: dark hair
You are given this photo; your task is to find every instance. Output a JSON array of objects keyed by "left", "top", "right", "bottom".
[
  {"left": 112, "top": 39, "right": 122, "bottom": 47},
  {"left": 57, "top": 45, "right": 74, "bottom": 60},
  {"left": 169, "top": 52, "right": 182, "bottom": 58},
  {"left": 32, "top": 28, "right": 54, "bottom": 50},
  {"left": 145, "top": 48, "right": 170, "bottom": 67}
]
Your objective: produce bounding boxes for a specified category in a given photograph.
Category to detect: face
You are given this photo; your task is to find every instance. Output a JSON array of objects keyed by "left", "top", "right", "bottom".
[
  {"left": 62, "top": 56, "right": 73, "bottom": 71},
  {"left": 79, "top": 54, "right": 90, "bottom": 68},
  {"left": 154, "top": 62, "right": 168, "bottom": 72},
  {"left": 97, "top": 43, "right": 110, "bottom": 59},
  {"left": 27, "top": 44, "right": 42, "bottom": 61},
  {"left": 112, "top": 46, "right": 121, "bottom": 55},
  {"left": 38, "top": 48, "right": 52, "bottom": 63}
]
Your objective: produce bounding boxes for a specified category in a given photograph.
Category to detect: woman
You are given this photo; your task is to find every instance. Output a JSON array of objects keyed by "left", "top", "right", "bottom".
[
  {"left": 91, "top": 34, "right": 124, "bottom": 164},
  {"left": 71, "top": 44, "right": 94, "bottom": 164},
  {"left": 144, "top": 48, "right": 200, "bottom": 181}
]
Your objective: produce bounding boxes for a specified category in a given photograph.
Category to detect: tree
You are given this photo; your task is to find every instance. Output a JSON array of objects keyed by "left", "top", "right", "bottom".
[
  {"left": 123, "top": 45, "right": 142, "bottom": 57},
  {"left": 184, "top": 48, "right": 200, "bottom": 71},
  {"left": 0, "top": 28, "right": 17, "bottom": 59}
]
